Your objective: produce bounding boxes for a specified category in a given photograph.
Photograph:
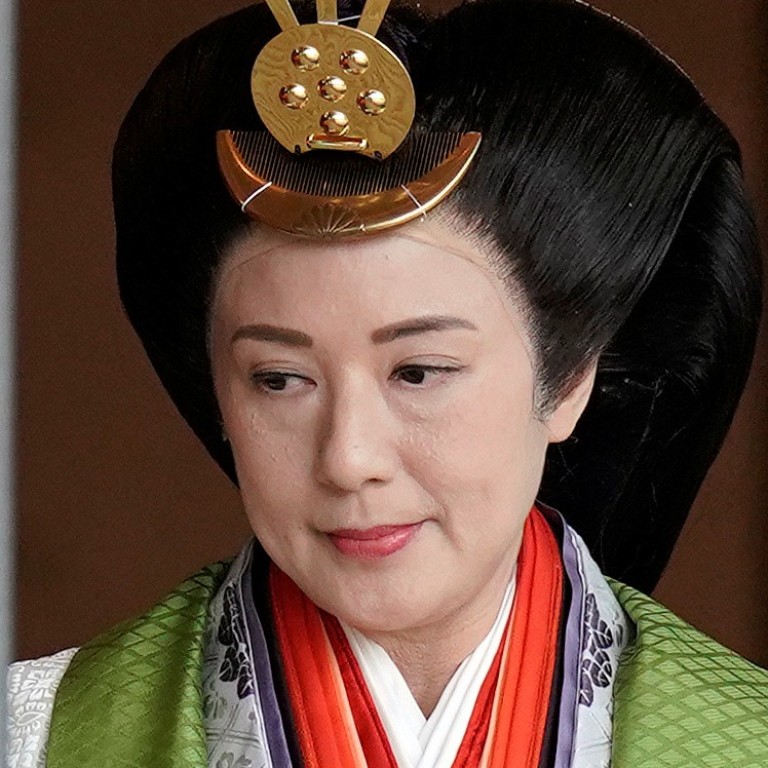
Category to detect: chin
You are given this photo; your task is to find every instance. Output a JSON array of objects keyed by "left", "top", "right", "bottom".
[
  {"left": 324, "top": 575, "right": 458, "bottom": 635},
  {"left": 337, "top": 603, "right": 434, "bottom": 635}
]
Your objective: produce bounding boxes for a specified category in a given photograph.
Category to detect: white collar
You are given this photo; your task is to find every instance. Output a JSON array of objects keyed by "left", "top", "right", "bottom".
[{"left": 340, "top": 577, "right": 516, "bottom": 768}]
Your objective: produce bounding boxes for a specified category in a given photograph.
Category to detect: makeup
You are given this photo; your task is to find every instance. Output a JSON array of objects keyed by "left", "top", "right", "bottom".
[{"left": 327, "top": 523, "right": 422, "bottom": 559}]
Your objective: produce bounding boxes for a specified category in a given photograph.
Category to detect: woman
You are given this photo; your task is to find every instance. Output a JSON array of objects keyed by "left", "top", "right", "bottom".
[{"left": 7, "top": 0, "right": 767, "bottom": 765}]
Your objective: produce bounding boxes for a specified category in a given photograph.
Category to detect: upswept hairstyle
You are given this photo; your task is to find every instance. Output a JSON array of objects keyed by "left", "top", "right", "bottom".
[{"left": 113, "top": 0, "right": 761, "bottom": 592}]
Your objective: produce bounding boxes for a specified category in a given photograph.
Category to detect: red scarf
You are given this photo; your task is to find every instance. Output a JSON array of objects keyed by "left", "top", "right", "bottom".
[{"left": 270, "top": 508, "right": 563, "bottom": 768}]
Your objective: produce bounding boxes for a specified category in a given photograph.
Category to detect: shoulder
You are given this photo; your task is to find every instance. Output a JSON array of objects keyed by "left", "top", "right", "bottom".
[
  {"left": 4, "top": 564, "right": 227, "bottom": 768},
  {"left": 21, "top": 560, "right": 233, "bottom": 767},
  {"left": 6, "top": 648, "right": 78, "bottom": 768},
  {"left": 609, "top": 581, "right": 768, "bottom": 766}
]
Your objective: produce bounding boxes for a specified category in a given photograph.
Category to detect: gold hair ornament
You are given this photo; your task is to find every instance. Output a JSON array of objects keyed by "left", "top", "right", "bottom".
[{"left": 217, "top": 0, "right": 481, "bottom": 237}]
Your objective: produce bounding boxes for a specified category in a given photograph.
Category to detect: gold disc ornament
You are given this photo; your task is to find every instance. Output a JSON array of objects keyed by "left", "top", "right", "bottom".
[
  {"left": 251, "top": 0, "right": 416, "bottom": 159},
  {"left": 216, "top": 0, "right": 482, "bottom": 237}
]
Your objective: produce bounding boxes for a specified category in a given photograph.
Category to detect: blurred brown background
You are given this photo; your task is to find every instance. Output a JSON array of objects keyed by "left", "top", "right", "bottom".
[{"left": 14, "top": 1, "right": 768, "bottom": 663}]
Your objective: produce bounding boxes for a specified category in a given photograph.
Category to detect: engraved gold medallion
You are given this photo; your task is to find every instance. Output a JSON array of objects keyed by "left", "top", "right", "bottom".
[{"left": 252, "top": 0, "right": 415, "bottom": 158}]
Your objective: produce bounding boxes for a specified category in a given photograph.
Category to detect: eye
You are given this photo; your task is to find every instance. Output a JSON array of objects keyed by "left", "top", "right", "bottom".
[
  {"left": 250, "top": 371, "right": 313, "bottom": 395},
  {"left": 392, "top": 364, "right": 462, "bottom": 387}
]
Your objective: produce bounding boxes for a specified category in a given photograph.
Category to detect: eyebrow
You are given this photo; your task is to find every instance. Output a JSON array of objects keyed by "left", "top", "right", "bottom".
[
  {"left": 231, "top": 315, "right": 478, "bottom": 348},
  {"left": 231, "top": 324, "right": 314, "bottom": 347},
  {"left": 370, "top": 315, "right": 478, "bottom": 344}
]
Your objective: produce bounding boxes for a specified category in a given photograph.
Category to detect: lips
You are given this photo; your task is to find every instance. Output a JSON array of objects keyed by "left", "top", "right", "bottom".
[{"left": 326, "top": 522, "right": 423, "bottom": 559}]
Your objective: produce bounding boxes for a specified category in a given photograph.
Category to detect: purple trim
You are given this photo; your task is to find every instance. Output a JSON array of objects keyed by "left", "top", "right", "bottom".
[
  {"left": 554, "top": 522, "right": 587, "bottom": 768},
  {"left": 240, "top": 559, "right": 295, "bottom": 768}
]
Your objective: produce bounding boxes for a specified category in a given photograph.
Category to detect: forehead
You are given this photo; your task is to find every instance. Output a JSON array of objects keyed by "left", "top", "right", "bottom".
[
  {"left": 211, "top": 220, "right": 537, "bottom": 363},
  {"left": 216, "top": 218, "right": 506, "bottom": 299}
]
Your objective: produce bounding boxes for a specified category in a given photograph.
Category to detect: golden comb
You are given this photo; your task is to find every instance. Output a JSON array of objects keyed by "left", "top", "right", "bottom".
[
  {"left": 218, "top": 129, "right": 481, "bottom": 236},
  {"left": 216, "top": 0, "right": 482, "bottom": 237}
]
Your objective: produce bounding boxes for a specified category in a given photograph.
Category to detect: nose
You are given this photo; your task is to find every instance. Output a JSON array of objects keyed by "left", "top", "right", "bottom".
[{"left": 314, "top": 374, "right": 399, "bottom": 492}]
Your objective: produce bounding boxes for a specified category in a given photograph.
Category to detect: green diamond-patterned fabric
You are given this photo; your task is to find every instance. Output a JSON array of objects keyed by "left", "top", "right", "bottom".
[
  {"left": 611, "top": 581, "right": 768, "bottom": 767},
  {"left": 46, "top": 562, "right": 228, "bottom": 768}
]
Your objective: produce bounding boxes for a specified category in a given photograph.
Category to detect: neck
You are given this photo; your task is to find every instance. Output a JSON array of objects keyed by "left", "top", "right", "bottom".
[{"left": 359, "top": 558, "right": 516, "bottom": 717}]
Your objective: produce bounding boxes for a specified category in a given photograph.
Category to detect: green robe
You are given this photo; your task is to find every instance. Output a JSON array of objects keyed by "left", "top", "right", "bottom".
[{"left": 45, "top": 564, "right": 768, "bottom": 767}]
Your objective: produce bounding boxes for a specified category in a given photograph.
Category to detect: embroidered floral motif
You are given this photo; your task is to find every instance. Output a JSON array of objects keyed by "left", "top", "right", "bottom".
[
  {"left": 579, "top": 592, "right": 623, "bottom": 707},
  {"left": 6, "top": 648, "right": 79, "bottom": 768},
  {"left": 217, "top": 584, "right": 255, "bottom": 700},
  {"left": 215, "top": 752, "right": 254, "bottom": 768},
  {"left": 203, "top": 689, "right": 230, "bottom": 721},
  {"left": 204, "top": 548, "right": 271, "bottom": 767}
]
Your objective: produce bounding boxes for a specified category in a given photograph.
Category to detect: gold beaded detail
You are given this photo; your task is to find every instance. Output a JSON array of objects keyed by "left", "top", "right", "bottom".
[
  {"left": 357, "top": 89, "right": 386, "bottom": 115},
  {"left": 318, "top": 76, "right": 348, "bottom": 102},
  {"left": 319, "top": 110, "right": 350, "bottom": 135},
  {"left": 291, "top": 45, "right": 320, "bottom": 71},
  {"left": 279, "top": 83, "right": 309, "bottom": 109},
  {"left": 339, "top": 49, "right": 370, "bottom": 75}
]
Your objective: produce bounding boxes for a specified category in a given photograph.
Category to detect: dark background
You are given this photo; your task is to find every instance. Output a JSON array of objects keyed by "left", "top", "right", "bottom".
[{"left": 14, "top": 0, "right": 768, "bottom": 663}]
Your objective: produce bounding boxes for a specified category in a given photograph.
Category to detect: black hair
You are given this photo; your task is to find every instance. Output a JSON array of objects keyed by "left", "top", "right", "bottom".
[{"left": 113, "top": 0, "right": 761, "bottom": 592}]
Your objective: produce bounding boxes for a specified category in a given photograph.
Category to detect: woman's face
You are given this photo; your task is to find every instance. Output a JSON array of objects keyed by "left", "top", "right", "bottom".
[{"left": 210, "top": 222, "right": 592, "bottom": 635}]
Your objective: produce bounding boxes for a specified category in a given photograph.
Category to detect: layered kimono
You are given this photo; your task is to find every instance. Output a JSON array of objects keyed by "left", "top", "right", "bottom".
[{"left": 8, "top": 509, "right": 768, "bottom": 767}]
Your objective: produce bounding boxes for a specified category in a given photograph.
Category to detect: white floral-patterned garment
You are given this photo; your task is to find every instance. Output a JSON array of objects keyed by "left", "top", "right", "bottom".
[{"left": 6, "top": 648, "right": 77, "bottom": 768}]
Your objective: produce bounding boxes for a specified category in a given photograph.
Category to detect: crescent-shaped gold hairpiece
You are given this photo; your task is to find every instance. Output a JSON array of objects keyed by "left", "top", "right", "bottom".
[{"left": 216, "top": 0, "right": 482, "bottom": 237}]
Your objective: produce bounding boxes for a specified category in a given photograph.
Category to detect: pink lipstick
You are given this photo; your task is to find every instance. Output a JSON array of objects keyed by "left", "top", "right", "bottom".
[{"left": 327, "top": 523, "right": 422, "bottom": 559}]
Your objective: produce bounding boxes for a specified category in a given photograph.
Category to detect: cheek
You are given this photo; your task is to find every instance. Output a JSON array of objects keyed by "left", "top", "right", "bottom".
[
  {"left": 407, "top": 367, "right": 543, "bottom": 489},
  {"left": 400, "top": 373, "right": 547, "bottom": 558},
  {"left": 221, "top": 397, "right": 317, "bottom": 520},
  {"left": 233, "top": 436, "right": 314, "bottom": 564}
]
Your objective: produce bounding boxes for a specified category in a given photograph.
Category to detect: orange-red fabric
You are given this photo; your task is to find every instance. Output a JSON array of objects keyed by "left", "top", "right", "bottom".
[
  {"left": 483, "top": 508, "right": 563, "bottom": 768},
  {"left": 270, "top": 567, "right": 363, "bottom": 768},
  {"left": 270, "top": 507, "right": 563, "bottom": 768}
]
